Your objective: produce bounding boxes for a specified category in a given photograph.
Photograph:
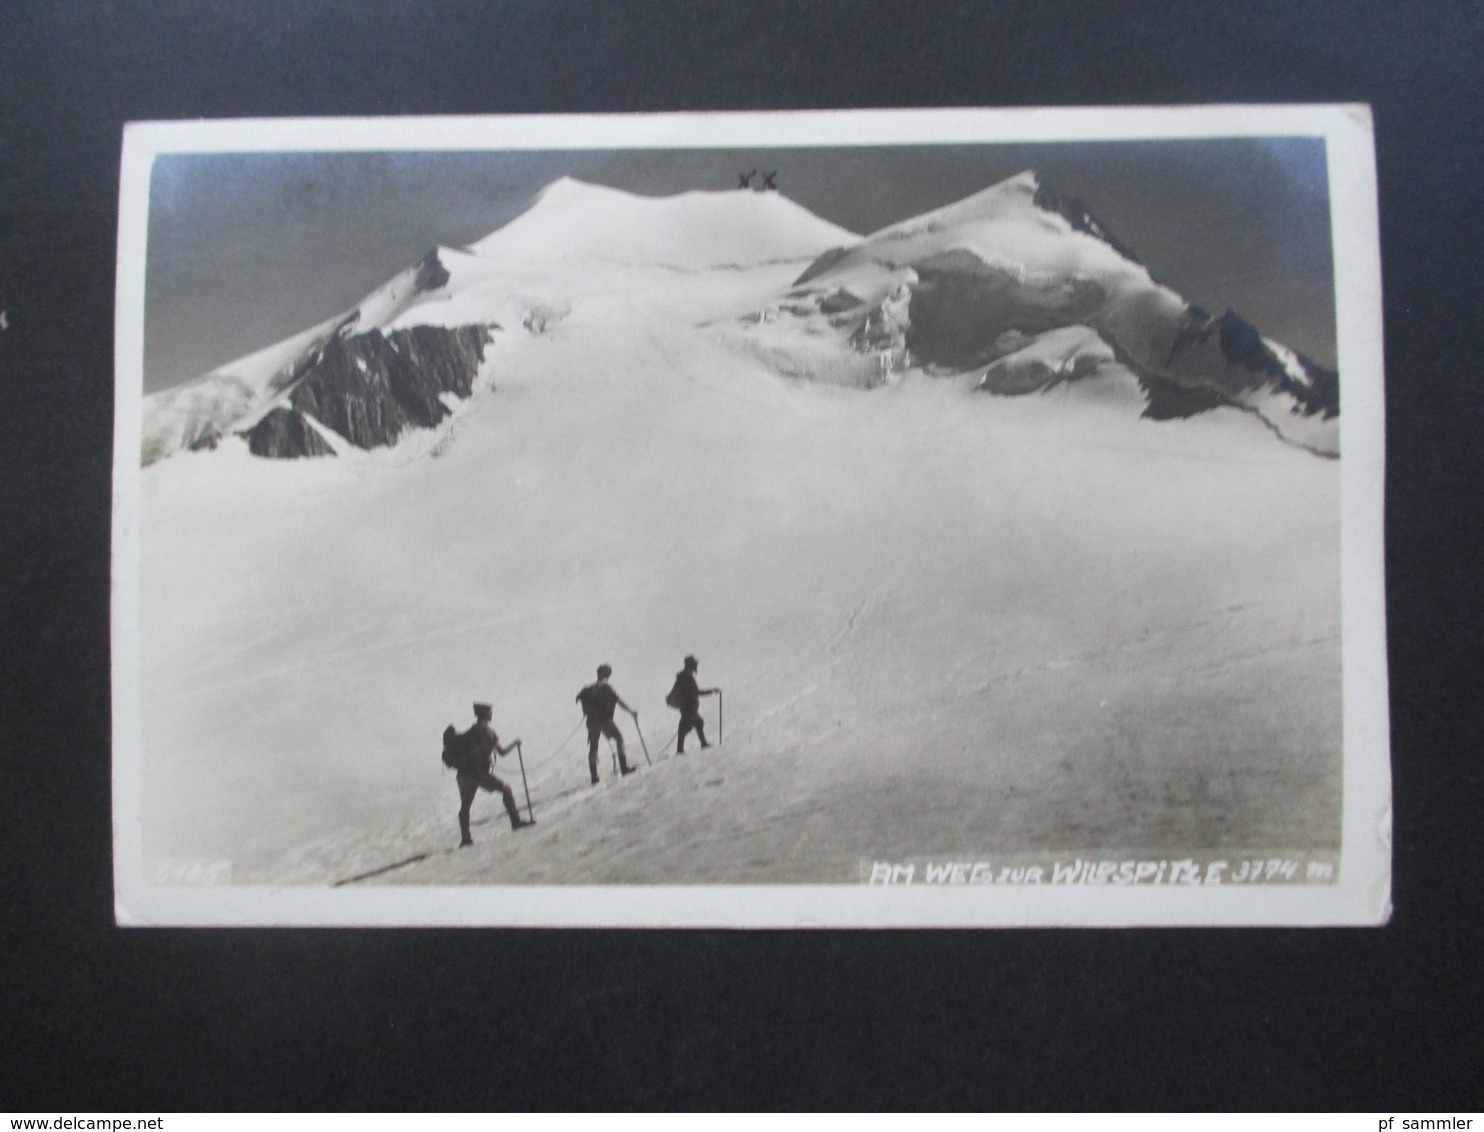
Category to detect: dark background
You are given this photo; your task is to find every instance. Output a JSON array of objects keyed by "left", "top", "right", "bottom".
[{"left": 2, "top": 0, "right": 1480, "bottom": 1110}]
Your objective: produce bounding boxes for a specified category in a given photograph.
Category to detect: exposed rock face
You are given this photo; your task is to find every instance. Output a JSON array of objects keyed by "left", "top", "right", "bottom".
[
  {"left": 818, "top": 288, "right": 863, "bottom": 316},
  {"left": 1031, "top": 181, "right": 1144, "bottom": 266},
  {"left": 849, "top": 283, "right": 913, "bottom": 354},
  {"left": 243, "top": 408, "right": 337, "bottom": 458},
  {"left": 1138, "top": 373, "right": 1228, "bottom": 420},
  {"left": 975, "top": 326, "right": 1116, "bottom": 396},
  {"left": 959, "top": 301, "right": 1337, "bottom": 448},
  {"left": 906, "top": 251, "right": 1107, "bottom": 370},
  {"left": 413, "top": 248, "right": 452, "bottom": 293},
  {"left": 271, "top": 323, "right": 493, "bottom": 456},
  {"left": 1166, "top": 306, "right": 1338, "bottom": 419},
  {"left": 141, "top": 247, "right": 489, "bottom": 466}
]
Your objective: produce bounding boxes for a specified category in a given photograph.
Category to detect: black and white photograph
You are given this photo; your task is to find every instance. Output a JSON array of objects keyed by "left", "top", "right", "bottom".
[{"left": 112, "top": 107, "right": 1388, "bottom": 926}]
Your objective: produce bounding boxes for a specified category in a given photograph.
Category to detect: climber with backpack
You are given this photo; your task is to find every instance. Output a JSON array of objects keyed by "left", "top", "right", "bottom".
[
  {"left": 666, "top": 655, "right": 720, "bottom": 755},
  {"left": 442, "top": 702, "right": 534, "bottom": 847},
  {"left": 576, "top": 664, "right": 639, "bottom": 785}
]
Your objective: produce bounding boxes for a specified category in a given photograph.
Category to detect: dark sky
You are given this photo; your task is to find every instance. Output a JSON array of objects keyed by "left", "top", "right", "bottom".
[{"left": 144, "top": 137, "right": 1335, "bottom": 393}]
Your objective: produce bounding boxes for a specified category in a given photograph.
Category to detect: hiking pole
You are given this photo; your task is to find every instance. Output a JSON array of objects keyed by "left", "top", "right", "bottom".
[
  {"left": 634, "top": 716, "right": 652, "bottom": 765},
  {"left": 718, "top": 689, "right": 724, "bottom": 745},
  {"left": 514, "top": 741, "right": 534, "bottom": 824}
]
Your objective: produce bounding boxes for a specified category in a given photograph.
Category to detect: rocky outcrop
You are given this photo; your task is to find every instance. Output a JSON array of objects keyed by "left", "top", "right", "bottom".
[
  {"left": 1137, "top": 372, "right": 1228, "bottom": 420},
  {"left": 272, "top": 323, "right": 494, "bottom": 456},
  {"left": 975, "top": 326, "right": 1116, "bottom": 395},
  {"left": 957, "top": 302, "right": 1339, "bottom": 452},
  {"left": 243, "top": 408, "right": 337, "bottom": 458},
  {"left": 1166, "top": 306, "right": 1338, "bottom": 419},
  {"left": 849, "top": 283, "right": 913, "bottom": 354},
  {"left": 906, "top": 251, "right": 1108, "bottom": 371},
  {"left": 412, "top": 248, "right": 452, "bottom": 293},
  {"left": 144, "top": 319, "right": 496, "bottom": 464},
  {"left": 141, "top": 244, "right": 493, "bottom": 465}
]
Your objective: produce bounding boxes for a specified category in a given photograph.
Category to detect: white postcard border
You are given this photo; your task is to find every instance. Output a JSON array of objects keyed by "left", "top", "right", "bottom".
[{"left": 112, "top": 105, "right": 1390, "bottom": 927}]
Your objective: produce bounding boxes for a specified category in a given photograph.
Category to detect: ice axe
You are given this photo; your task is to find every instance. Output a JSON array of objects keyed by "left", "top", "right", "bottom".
[
  {"left": 633, "top": 714, "right": 652, "bottom": 765},
  {"left": 514, "top": 740, "right": 535, "bottom": 824}
]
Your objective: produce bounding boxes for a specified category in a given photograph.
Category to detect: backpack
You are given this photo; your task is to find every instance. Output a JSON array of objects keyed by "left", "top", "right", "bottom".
[
  {"left": 441, "top": 724, "right": 466, "bottom": 770},
  {"left": 665, "top": 680, "right": 683, "bottom": 710},
  {"left": 577, "top": 683, "right": 603, "bottom": 717}
]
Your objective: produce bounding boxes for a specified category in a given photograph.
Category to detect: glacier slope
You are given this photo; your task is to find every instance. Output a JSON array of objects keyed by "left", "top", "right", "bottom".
[{"left": 139, "top": 252, "right": 1341, "bottom": 886}]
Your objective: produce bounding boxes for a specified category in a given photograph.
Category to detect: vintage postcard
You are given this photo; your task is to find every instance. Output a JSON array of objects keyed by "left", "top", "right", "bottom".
[{"left": 112, "top": 106, "right": 1389, "bottom": 926}]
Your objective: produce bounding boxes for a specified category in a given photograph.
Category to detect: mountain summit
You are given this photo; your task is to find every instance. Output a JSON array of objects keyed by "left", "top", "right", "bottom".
[
  {"left": 469, "top": 176, "right": 857, "bottom": 268},
  {"left": 141, "top": 180, "right": 859, "bottom": 465}
]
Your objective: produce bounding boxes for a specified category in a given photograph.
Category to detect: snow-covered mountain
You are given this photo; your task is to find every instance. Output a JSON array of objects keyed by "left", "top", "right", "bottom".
[
  {"left": 140, "top": 248, "right": 481, "bottom": 464},
  {"left": 140, "top": 179, "right": 856, "bottom": 465},
  {"left": 142, "top": 173, "right": 1338, "bottom": 467},
  {"left": 729, "top": 171, "right": 1338, "bottom": 453}
]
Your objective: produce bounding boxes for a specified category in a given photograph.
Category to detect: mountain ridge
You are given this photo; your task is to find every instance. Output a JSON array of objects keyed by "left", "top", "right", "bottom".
[
  {"left": 759, "top": 170, "right": 1338, "bottom": 454},
  {"left": 141, "top": 172, "right": 1339, "bottom": 465}
]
